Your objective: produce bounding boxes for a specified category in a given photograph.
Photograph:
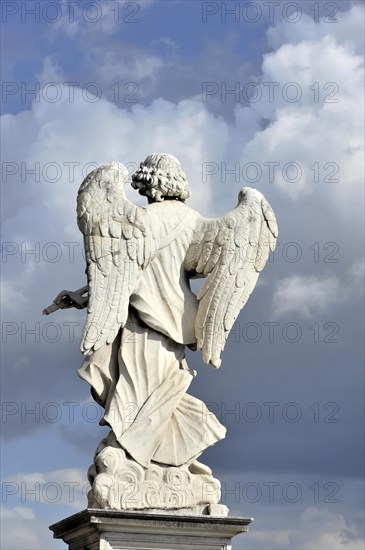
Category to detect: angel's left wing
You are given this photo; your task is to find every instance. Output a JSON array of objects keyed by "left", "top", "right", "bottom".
[
  {"left": 185, "top": 187, "right": 278, "bottom": 368},
  {"left": 77, "top": 162, "right": 157, "bottom": 354}
]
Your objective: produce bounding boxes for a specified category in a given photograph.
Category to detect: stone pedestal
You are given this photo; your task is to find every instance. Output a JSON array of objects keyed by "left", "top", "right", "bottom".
[{"left": 50, "top": 509, "right": 253, "bottom": 550}]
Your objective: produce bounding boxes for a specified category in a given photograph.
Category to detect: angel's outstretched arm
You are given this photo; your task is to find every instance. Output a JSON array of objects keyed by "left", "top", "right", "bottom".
[{"left": 43, "top": 286, "right": 88, "bottom": 315}]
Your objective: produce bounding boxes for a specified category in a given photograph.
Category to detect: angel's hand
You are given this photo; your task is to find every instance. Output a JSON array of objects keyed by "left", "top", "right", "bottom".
[
  {"left": 43, "top": 286, "right": 88, "bottom": 315},
  {"left": 54, "top": 288, "right": 88, "bottom": 309}
]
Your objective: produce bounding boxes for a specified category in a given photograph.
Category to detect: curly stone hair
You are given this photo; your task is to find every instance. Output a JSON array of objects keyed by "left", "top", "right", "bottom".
[{"left": 131, "top": 153, "right": 190, "bottom": 202}]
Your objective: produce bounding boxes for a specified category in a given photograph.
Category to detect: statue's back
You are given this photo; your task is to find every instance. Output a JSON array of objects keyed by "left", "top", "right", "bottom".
[{"left": 131, "top": 200, "right": 200, "bottom": 345}]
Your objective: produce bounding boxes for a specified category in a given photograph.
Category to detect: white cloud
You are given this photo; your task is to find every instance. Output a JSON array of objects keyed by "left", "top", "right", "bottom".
[
  {"left": 267, "top": 5, "right": 364, "bottom": 54},
  {"left": 248, "top": 528, "right": 291, "bottom": 547},
  {"left": 2, "top": 77, "right": 231, "bottom": 237},
  {"left": 0, "top": 506, "right": 61, "bottom": 549},
  {"left": 1, "top": 506, "right": 35, "bottom": 519},
  {"left": 348, "top": 258, "right": 365, "bottom": 290},
  {"left": 271, "top": 274, "right": 342, "bottom": 319},
  {"left": 246, "top": 507, "right": 365, "bottom": 550},
  {"left": 1, "top": 279, "right": 28, "bottom": 315},
  {"left": 36, "top": 55, "right": 65, "bottom": 85},
  {"left": 51, "top": 0, "right": 156, "bottom": 39},
  {"left": 272, "top": 259, "right": 364, "bottom": 319},
  {"left": 239, "top": 6, "right": 364, "bottom": 208},
  {"left": 289, "top": 507, "right": 365, "bottom": 549},
  {"left": 0, "top": 507, "right": 60, "bottom": 549},
  {"left": 5, "top": 468, "right": 87, "bottom": 509},
  {"left": 92, "top": 47, "right": 164, "bottom": 82}
]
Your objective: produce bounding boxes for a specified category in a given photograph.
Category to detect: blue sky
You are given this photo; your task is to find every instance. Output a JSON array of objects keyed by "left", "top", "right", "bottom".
[{"left": 1, "top": 1, "right": 364, "bottom": 548}]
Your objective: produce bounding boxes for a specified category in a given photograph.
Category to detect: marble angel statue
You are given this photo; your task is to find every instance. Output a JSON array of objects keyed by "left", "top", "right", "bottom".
[{"left": 44, "top": 153, "right": 277, "bottom": 515}]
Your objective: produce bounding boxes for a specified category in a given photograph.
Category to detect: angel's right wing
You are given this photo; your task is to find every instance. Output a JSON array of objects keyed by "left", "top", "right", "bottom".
[
  {"left": 185, "top": 187, "right": 278, "bottom": 368},
  {"left": 77, "top": 162, "right": 157, "bottom": 354}
]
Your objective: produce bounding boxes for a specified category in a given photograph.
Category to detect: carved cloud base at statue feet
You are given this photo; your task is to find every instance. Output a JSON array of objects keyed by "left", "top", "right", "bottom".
[{"left": 87, "top": 431, "right": 227, "bottom": 516}]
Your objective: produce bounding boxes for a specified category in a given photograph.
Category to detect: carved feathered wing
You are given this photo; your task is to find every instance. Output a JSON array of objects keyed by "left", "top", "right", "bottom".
[
  {"left": 77, "top": 162, "right": 157, "bottom": 354},
  {"left": 186, "top": 187, "right": 278, "bottom": 369}
]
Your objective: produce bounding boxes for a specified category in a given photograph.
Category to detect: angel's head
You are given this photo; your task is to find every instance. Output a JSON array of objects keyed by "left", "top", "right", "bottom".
[{"left": 131, "top": 153, "right": 190, "bottom": 203}]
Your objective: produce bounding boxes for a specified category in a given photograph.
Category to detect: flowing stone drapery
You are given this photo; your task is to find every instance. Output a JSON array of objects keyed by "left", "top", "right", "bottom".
[
  {"left": 79, "top": 310, "right": 226, "bottom": 511},
  {"left": 79, "top": 309, "right": 226, "bottom": 467}
]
